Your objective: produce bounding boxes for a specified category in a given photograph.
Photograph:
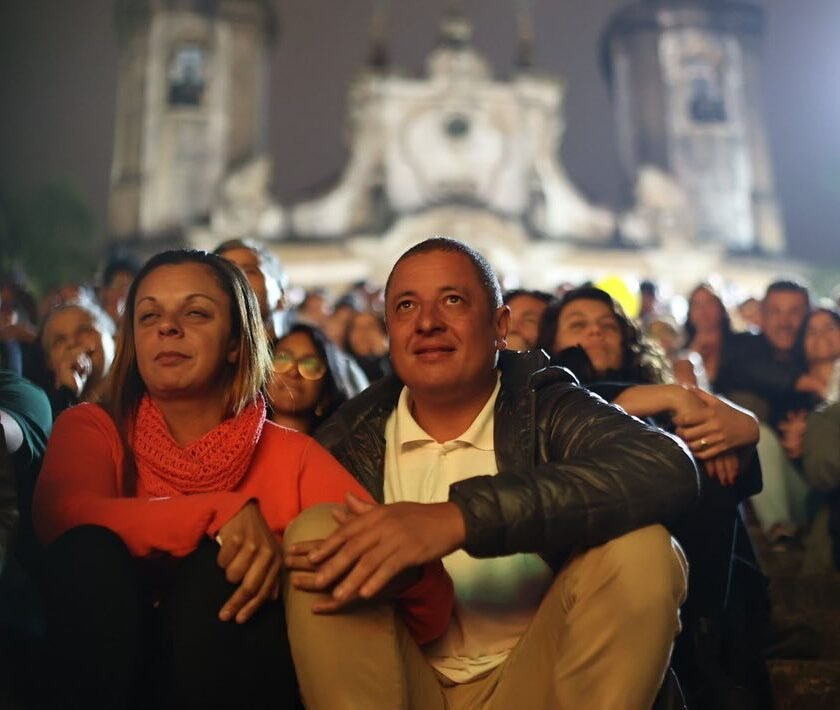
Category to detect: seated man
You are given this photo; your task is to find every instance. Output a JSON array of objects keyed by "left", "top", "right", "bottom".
[{"left": 285, "top": 238, "right": 698, "bottom": 709}]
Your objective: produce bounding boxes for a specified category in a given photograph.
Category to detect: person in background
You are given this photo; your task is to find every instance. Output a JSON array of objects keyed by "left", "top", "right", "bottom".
[
  {"left": 716, "top": 280, "right": 814, "bottom": 545},
  {"left": 215, "top": 238, "right": 289, "bottom": 341},
  {"left": 33, "top": 299, "right": 115, "bottom": 418},
  {"left": 323, "top": 295, "right": 358, "bottom": 347},
  {"left": 502, "top": 289, "right": 552, "bottom": 352},
  {"left": 99, "top": 254, "right": 141, "bottom": 323},
  {"left": 803, "top": 402, "right": 840, "bottom": 569},
  {"left": 638, "top": 279, "right": 665, "bottom": 330},
  {"left": 737, "top": 296, "right": 763, "bottom": 333},
  {"left": 684, "top": 283, "right": 733, "bottom": 390},
  {"left": 269, "top": 323, "right": 357, "bottom": 434},
  {"left": 33, "top": 249, "right": 452, "bottom": 709},
  {"left": 776, "top": 307, "right": 840, "bottom": 465},
  {"left": 343, "top": 310, "right": 391, "bottom": 382},
  {"left": 0, "top": 370, "right": 52, "bottom": 708},
  {"left": 539, "top": 285, "right": 769, "bottom": 708},
  {"left": 296, "top": 288, "right": 331, "bottom": 330}
]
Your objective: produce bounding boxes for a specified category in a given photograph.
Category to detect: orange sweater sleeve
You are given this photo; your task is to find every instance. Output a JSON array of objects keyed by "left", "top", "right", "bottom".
[
  {"left": 296, "top": 438, "right": 454, "bottom": 645},
  {"left": 34, "top": 405, "right": 251, "bottom": 557}
]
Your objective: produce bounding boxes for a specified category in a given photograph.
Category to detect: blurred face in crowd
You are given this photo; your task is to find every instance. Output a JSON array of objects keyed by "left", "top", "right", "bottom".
[
  {"left": 43, "top": 306, "right": 115, "bottom": 385},
  {"left": 133, "top": 263, "right": 238, "bottom": 403},
  {"left": 324, "top": 304, "right": 355, "bottom": 346},
  {"left": 804, "top": 311, "right": 840, "bottom": 366},
  {"left": 346, "top": 311, "right": 388, "bottom": 357},
  {"left": 385, "top": 249, "right": 508, "bottom": 403},
  {"left": 269, "top": 330, "right": 327, "bottom": 420},
  {"left": 689, "top": 287, "right": 724, "bottom": 333},
  {"left": 738, "top": 298, "right": 763, "bottom": 331},
  {"left": 101, "top": 269, "right": 135, "bottom": 321},
  {"left": 219, "top": 247, "right": 279, "bottom": 321},
  {"left": 554, "top": 298, "right": 623, "bottom": 375},
  {"left": 506, "top": 294, "right": 548, "bottom": 351},
  {"left": 762, "top": 290, "right": 809, "bottom": 353}
]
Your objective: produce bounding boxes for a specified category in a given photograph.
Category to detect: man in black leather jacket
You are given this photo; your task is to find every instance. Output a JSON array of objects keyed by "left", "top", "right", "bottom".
[{"left": 283, "top": 238, "right": 698, "bottom": 709}]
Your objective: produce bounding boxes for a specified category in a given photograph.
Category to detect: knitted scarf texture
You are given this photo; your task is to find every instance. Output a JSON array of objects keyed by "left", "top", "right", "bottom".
[{"left": 131, "top": 394, "right": 266, "bottom": 497}]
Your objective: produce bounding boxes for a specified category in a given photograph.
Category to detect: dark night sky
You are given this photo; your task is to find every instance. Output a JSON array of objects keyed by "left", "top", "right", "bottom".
[{"left": 2, "top": 0, "right": 839, "bottom": 267}]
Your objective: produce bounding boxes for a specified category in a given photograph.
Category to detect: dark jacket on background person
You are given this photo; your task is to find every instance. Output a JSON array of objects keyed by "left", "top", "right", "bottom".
[
  {"left": 716, "top": 331, "right": 809, "bottom": 425},
  {"left": 315, "top": 349, "right": 698, "bottom": 571}
]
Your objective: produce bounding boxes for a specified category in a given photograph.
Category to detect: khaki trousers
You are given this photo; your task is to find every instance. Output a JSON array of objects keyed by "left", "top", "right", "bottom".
[{"left": 284, "top": 505, "right": 687, "bottom": 710}]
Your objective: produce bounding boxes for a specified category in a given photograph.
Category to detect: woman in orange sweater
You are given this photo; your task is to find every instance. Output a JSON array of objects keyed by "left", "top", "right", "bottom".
[{"left": 34, "top": 250, "right": 451, "bottom": 709}]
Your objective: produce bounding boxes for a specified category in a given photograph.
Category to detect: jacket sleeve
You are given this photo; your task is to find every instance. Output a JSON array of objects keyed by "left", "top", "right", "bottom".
[
  {"left": 296, "top": 437, "right": 454, "bottom": 645},
  {"left": 448, "top": 384, "right": 698, "bottom": 558},
  {"left": 34, "top": 406, "right": 252, "bottom": 557},
  {"left": 802, "top": 404, "right": 840, "bottom": 492}
]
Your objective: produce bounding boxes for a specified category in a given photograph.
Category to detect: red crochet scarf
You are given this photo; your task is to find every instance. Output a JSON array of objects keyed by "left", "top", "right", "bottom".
[{"left": 130, "top": 394, "right": 266, "bottom": 497}]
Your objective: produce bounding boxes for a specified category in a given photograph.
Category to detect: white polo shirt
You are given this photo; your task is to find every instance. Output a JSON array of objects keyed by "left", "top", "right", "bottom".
[{"left": 383, "top": 375, "right": 554, "bottom": 683}]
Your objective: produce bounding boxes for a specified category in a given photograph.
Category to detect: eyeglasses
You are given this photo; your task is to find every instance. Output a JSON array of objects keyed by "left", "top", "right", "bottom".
[{"left": 273, "top": 350, "right": 327, "bottom": 381}]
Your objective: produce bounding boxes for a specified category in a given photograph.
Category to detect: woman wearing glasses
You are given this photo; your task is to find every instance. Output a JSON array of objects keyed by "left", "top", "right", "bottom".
[{"left": 269, "top": 323, "right": 359, "bottom": 435}]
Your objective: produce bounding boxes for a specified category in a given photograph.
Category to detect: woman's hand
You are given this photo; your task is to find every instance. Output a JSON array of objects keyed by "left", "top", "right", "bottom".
[
  {"left": 675, "top": 388, "right": 759, "bottom": 461},
  {"left": 216, "top": 501, "right": 283, "bottom": 624},
  {"left": 704, "top": 452, "right": 741, "bottom": 486}
]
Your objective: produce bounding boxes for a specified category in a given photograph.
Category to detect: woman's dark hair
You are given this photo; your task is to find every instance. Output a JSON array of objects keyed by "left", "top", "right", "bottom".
[
  {"left": 273, "top": 323, "right": 353, "bottom": 430},
  {"left": 343, "top": 310, "right": 387, "bottom": 356},
  {"left": 799, "top": 306, "right": 840, "bottom": 366},
  {"left": 684, "top": 283, "right": 732, "bottom": 345},
  {"left": 537, "top": 286, "right": 671, "bottom": 385}
]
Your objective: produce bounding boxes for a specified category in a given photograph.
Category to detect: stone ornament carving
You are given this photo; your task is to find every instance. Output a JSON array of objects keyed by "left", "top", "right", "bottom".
[
  {"left": 210, "top": 156, "right": 286, "bottom": 240},
  {"left": 289, "top": 16, "right": 615, "bottom": 242}
]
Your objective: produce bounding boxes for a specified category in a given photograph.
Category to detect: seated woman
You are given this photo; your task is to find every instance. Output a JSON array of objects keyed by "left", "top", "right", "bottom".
[
  {"left": 538, "top": 286, "right": 769, "bottom": 708},
  {"left": 33, "top": 250, "right": 452, "bottom": 709},
  {"left": 269, "top": 323, "right": 356, "bottom": 434},
  {"left": 32, "top": 298, "right": 115, "bottom": 418}
]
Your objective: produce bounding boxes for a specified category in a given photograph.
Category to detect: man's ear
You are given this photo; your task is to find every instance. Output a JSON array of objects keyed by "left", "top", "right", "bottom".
[{"left": 495, "top": 305, "right": 511, "bottom": 350}]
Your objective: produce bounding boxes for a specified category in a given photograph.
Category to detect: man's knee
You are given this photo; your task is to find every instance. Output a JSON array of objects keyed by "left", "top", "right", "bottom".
[
  {"left": 589, "top": 525, "right": 688, "bottom": 616},
  {"left": 283, "top": 503, "right": 340, "bottom": 553}
]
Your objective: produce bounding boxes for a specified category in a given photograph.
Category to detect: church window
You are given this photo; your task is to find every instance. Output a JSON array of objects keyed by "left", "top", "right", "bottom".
[{"left": 168, "top": 44, "right": 206, "bottom": 107}]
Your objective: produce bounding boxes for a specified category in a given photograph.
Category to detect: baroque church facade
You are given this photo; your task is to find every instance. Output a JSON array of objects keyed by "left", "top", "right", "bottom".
[{"left": 106, "top": 0, "right": 793, "bottom": 295}]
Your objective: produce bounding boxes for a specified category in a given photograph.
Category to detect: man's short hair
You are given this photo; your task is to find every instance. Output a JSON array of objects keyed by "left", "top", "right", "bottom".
[
  {"left": 764, "top": 279, "right": 810, "bottom": 307},
  {"left": 214, "top": 238, "right": 289, "bottom": 291},
  {"left": 384, "top": 237, "right": 502, "bottom": 313},
  {"left": 503, "top": 289, "right": 553, "bottom": 307}
]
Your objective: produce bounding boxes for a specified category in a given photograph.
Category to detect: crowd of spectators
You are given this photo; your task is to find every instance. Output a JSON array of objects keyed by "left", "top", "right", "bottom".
[{"left": 1, "top": 238, "right": 839, "bottom": 708}]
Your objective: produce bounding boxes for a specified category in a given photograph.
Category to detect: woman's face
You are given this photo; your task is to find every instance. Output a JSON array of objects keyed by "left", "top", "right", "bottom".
[
  {"left": 347, "top": 312, "right": 388, "bottom": 357},
  {"left": 804, "top": 311, "right": 840, "bottom": 365},
  {"left": 555, "top": 298, "right": 624, "bottom": 375},
  {"left": 43, "top": 306, "right": 114, "bottom": 383},
  {"left": 689, "top": 287, "right": 723, "bottom": 332},
  {"left": 269, "top": 331, "right": 327, "bottom": 416},
  {"left": 133, "top": 263, "right": 238, "bottom": 402}
]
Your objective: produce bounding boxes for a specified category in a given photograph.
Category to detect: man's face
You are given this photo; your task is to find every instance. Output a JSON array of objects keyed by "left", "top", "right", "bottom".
[
  {"left": 385, "top": 250, "right": 509, "bottom": 401},
  {"left": 506, "top": 294, "right": 547, "bottom": 351},
  {"left": 762, "top": 290, "right": 809, "bottom": 353},
  {"left": 219, "top": 247, "right": 279, "bottom": 320}
]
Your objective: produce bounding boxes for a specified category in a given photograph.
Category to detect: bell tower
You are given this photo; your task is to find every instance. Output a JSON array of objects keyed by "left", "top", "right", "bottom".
[{"left": 108, "top": 0, "right": 275, "bottom": 242}]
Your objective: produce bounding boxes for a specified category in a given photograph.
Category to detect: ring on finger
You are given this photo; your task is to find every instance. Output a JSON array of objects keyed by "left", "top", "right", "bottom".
[{"left": 698, "top": 438, "right": 709, "bottom": 450}]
